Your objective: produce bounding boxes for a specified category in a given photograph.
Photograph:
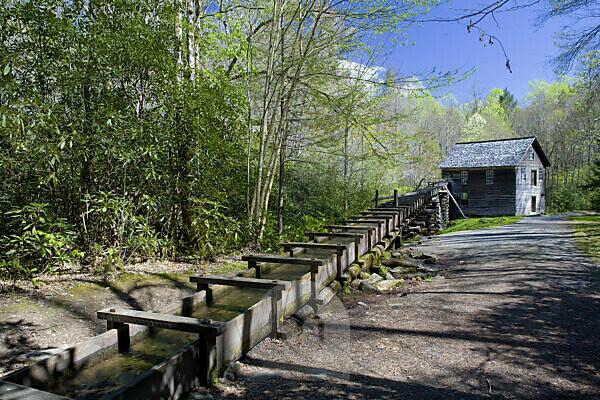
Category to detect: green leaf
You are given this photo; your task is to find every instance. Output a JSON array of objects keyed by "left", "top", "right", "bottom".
[{"left": 3, "top": 64, "right": 10, "bottom": 76}]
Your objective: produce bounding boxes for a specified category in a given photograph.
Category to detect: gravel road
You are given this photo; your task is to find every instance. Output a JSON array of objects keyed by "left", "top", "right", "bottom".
[{"left": 200, "top": 216, "right": 600, "bottom": 399}]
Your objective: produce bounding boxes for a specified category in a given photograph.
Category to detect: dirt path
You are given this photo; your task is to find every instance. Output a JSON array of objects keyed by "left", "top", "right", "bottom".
[
  {"left": 0, "top": 260, "right": 246, "bottom": 375},
  {"left": 202, "top": 216, "right": 600, "bottom": 399}
]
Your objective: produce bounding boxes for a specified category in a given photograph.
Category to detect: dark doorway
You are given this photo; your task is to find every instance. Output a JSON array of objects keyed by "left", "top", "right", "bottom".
[
  {"left": 531, "top": 169, "right": 538, "bottom": 186},
  {"left": 531, "top": 196, "right": 537, "bottom": 213}
]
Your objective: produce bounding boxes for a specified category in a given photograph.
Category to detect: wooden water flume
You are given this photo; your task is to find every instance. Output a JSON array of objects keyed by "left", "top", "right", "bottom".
[{"left": 0, "top": 184, "right": 448, "bottom": 400}]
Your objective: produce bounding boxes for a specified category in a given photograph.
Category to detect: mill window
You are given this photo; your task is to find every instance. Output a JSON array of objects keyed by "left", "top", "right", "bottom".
[
  {"left": 486, "top": 169, "right": 494, "bottom": 185},
  {"left": 461, "top": 192, "right": 469, "bottom": 206},
  {"left": 461, "top": 171, "right": 468, "bottom": 185}
]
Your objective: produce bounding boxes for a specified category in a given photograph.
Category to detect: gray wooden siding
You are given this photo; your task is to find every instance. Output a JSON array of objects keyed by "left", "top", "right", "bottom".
[
  {"left": 443, "top": 168, "right": 516, "bottom": 216},
  {"left": 515, "top": 145, "right": 546, "bottom": 215}
]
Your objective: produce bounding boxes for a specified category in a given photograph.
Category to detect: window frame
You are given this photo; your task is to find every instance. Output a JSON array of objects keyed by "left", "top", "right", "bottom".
[
  {"left": 531, "top": 169, "right": 538, "bottom": 186},
  {"left": 521, "top": 166, "right": 527, "bottom": 182},
  {"left": 528, "top": 149, "right": 534, "bottom": 160},
  {"left": 461, "top": 170, "right": 468, "bottom": 185},
  {"left": 485, "top": 169, "right": 494, "bottom": 185},
  {"left": 461, "top": 192, "right": 469, "bottom": 206}
]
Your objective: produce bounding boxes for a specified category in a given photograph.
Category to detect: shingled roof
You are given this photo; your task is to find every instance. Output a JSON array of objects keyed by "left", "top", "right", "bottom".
[{"left": 439, "top": 137, "right": 550, "bottom": 169}]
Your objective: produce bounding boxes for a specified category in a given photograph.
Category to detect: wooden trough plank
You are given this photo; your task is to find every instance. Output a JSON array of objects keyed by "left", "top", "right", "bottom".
[
  {"left": 343, "top": 219, "right": 383, "bottom": 224},
  {"left": 349, "top": 215, "right": 393, "bottom": 220},
  {"left": 280, "top": 242, "right": 347, "bottom": 251},
  {"left": 325, "top": 225, "right": 374, "bottom": 230},
  {"left": 190, "top": 275, "right": 289, "bottom": 340},
  {"left": 304, "top": 231, "right": 364, "bottom": 238},
  {"left": 325, "top": 225, "right": 376, "bottom": 248},
  {"left": 304, "top": 232, "right": 363, "bottom": 264},
  {"left": 189, "top": 275, "right": 291, "bottom": 291},
  {"left": 97, "top": 309, "right": 226, "bottom": 336},
  {"left": 369, "top": 207, "right": 408, "bottom": 211},
  {"left": 281, "top": 241, "right": 352, "bottom": 281},
  {"left": 241, "top": 254, "right": 323, "bottom": 267},
  {"left": 242, "top": 254, "right": 324, "bottom": 279},
  {"left": 359, "top": 210, "right": 398, "bottom": 215}
]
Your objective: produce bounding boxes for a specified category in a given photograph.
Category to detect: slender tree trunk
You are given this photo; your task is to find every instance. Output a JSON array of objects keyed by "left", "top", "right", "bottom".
[
  {"left": 277, "top": 133, "right": 287, "bottom": 235},
  {"left": 343, "top": 123, "right": 349, "bottom": 212}
]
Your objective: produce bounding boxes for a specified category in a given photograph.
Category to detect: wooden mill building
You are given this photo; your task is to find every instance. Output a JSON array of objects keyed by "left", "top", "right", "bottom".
[{"left": 439, "top": 137, "right": 551, "bottom": 216}]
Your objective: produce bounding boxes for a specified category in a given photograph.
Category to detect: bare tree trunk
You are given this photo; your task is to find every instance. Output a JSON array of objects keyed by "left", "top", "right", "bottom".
[
  {"left": 277, "top": 133, "right": 287, "bottom": 235},
  {"left": 343, "top": 123, "right": 349, "bottom": 212}
]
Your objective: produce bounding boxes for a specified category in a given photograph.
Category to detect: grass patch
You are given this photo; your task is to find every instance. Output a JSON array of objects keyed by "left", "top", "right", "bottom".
[
  {"left": 439, "top": 216, "right": 523, "bottom": 234},
  {"left": 568, "top": 215, "right": 600, "bottom": 262},
  {"left": 205, "top": 260, "right": 247, "bottom": 275}
]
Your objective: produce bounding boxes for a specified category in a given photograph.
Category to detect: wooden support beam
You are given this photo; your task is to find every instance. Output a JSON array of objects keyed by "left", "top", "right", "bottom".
[
  {"left": 98, "top": 309, "right": 225, "bottom": 336},
  {"left": 368, "top": 207, "right": 408, "bottom": 212},
  {"left": 106, "top": 320, "right": 130, "bottom": 353},
  {"left": 98, "top": 308, "right": 226, "bottom": 354},
  {"left": 304, "top": 232, "right": 362, "bottom": 264},
  {"left": 325, "top": 225, "right": 376, "bottom": 249},
  {"left": 304, "top": 231, "right": 364, "bottom": 238},
  {"left": 189, "top": 275, "right": 291, "bottom": 291},
  {"left": 324, "top": 225, "right": 373, "bottom": 230},
  {"left": 280, "top": 241, "right": 349, "bottom": 279},
  {"left": 241, "top": 254, "right": 323, "bottom": 266},
  {"left": 242, "top": 254, "right": 323, "bottom": 278},
  {"left": 280, "top": 241, "right": 347, "bottom": 252},
  {"left": 354, "top": 213, "right": 395, "bottom": 237},
  {"left": 304, "top": 231, "right": 364, "bottom": 243},
  {"left": 198, "top": 335, "right": 217, "bottom": 386},
  {"left": 368, "top": 209, "right": 406, "bottom": 222},
  {"left": 343, "top": 219, "right": 383, "bottom": 224},
  {"left": 359, "top": 210, "right": 398, "bottom": 215},
  {"left": 342, "top": 220, "right": 384, "bottom": 245},
  {"left": 326, "top": 224, "right": 376, "bottom": 231}
]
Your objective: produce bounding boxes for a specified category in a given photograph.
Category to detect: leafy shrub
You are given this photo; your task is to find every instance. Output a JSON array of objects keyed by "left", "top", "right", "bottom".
[
  {"left": 82, "top": 192, "right": 165, "bottom": 273},
  {"left": 0, "top": 203, "right": 83, "bottom": 285},
  {"left": 189, "top": 198, "right": 242, "bottom": 259},
  {"left": 548, "top": 187, "right": 592, "bottom": 212}
]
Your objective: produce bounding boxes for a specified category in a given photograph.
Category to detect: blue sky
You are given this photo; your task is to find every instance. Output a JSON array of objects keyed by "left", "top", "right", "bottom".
[{"left": 381, "top": 1, "right": 569, "bottom": 104}]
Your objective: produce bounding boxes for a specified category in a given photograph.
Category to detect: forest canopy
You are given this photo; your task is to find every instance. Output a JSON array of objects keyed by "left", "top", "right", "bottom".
[{"left": 0, "top": 0, "right": 598, "bottom": 284}]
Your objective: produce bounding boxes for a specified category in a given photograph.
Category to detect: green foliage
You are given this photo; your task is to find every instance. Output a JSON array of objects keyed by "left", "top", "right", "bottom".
[
  {"left": 587, "top": 159, "right": 600, "bottom": 210},
  {"left": 439, "top": 216, "right": 523, "bottom": 235},
  {"left": 568, "top": 215, "right": 600, "bottom": 262},
  {"left": 189, "top": 199, "right": 243, "bottom": 260},
  {"left": 498, "top": 88, "right": 518, "bottom": 113},
  {"left": 82, "top": 192, "right": 165, "bottom": 272},
  {"left": 0, "top": 0, "right": 248, "bottom": 281},
  {"left": 0, "top": 203, "right": 83, "bottom": 284},
  {"left": 548, "top": 186, "right": 593, "bottom": 213}
]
